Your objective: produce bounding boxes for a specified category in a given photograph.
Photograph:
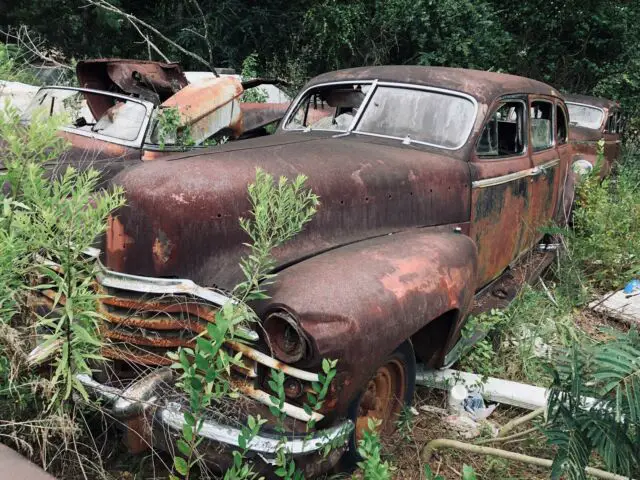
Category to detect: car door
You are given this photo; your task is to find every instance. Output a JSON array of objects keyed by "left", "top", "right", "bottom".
[
  {"left": 469, "top": 96, "right": 535, "bottom": 286},
  {"left": 526, "top": 96, "right": 562, "bottom": 248}
]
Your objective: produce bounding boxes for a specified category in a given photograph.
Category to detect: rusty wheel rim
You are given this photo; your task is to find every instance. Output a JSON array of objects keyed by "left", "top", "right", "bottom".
[{"left": 355, "top": 358, "right": 406, "bottom": 442}]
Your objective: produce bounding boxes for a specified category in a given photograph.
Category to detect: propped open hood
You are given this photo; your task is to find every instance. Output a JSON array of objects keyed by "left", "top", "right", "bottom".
[{"left": 76, "top": 59, "right": 189, "bottom": 106}]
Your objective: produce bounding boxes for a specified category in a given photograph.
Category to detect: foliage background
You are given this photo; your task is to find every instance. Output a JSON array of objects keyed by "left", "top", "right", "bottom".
[{"left": 2, "top": 0, "right": 640, "bottom": 110}]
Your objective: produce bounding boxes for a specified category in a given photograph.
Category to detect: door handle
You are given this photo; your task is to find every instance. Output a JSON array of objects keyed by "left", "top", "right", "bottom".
[{"left": 532, "top": 166, "right": 549, "bottom": 177}]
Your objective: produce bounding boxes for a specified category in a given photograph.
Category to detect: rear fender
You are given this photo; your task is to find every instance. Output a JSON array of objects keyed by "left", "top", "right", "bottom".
[{"left": 260, "top": 230, "right": 478, "bottom": 414}]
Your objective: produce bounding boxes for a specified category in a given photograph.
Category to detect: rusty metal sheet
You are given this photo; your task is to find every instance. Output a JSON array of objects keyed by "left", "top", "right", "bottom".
[
  {"left": 161, "top": 76, "right": 244, "bottom": 141},
  {"left": 76, "top": 59, "right": 188, "bottom": 104},
  {"left": 239, "top": 102, "right": 289, "bottom": 134},
  {"left": 105, "top": 132, "right": 471, "bottom": 291},
  {"left": 47, "top": 131, "right": 142, "bottom": 189}
]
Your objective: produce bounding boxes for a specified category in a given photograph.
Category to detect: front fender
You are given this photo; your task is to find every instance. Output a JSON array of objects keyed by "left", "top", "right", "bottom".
[{"left": 260, "top": 229, "right": 478, "bottom": 414}]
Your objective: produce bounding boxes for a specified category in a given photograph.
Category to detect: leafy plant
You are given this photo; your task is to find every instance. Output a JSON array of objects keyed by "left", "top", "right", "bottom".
[
  {"left": 544, "top": 331, "right": 640, "bottom": 479},
  {"left": 156, "top": 106, "right": 195, "bottom": 149},
  {"left": 0, "top": 101, "right": 123, "bottom": 478},
  {"left": 356, "top": 418, "right": 394, "bottom": 480},
  {"left": 0, "top": 104, "right": 124, "bottom": 407},
  {"left": 565, "top": 140, "right": 640, "bottom": 291},
  {"left": 169, "top": 168, "right": 320, "bottom": 479}
]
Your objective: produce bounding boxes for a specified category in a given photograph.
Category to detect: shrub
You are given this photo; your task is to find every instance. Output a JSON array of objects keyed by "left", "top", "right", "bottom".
[{"left": 568, "top": 141, "right": 640, "bottom": 291}]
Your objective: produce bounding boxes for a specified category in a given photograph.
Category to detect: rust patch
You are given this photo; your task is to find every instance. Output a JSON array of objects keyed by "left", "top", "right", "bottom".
[
  {"left": 106, "top": 215, "right": 134, "bottom": 272},
  {"left": 152, "top": 229, "right": 173, "bottom": 268}
]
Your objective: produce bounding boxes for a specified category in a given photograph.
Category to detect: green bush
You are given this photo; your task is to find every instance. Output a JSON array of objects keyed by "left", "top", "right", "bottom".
[
  {"left": 0, "top": 103, "right": 123, "bottom": 474},
  {"left": 569, "top": 141, "right": 640, "bottom": 291}
]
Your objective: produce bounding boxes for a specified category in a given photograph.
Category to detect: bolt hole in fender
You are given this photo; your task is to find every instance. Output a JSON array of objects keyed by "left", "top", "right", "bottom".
[{"left": 341, "top": 340, "right": 416, "bottom": 468}]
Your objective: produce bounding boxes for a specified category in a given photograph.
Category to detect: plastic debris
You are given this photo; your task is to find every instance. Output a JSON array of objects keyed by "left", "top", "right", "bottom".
[
  {"left": 448, "top": 384, "right": 469, "bottom": 414},
  {"left": 463, "top": 392, "right": 498, "bottom": 421},
  {"left": 624, "top": 279, "right": 640, "bottom": 297}
]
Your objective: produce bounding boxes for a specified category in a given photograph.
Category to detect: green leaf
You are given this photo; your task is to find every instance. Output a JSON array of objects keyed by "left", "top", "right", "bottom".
[
  {"left": 174, "top": 456, "right": 189, "bottom": 476},
  {"left": 462, "top": 465, "right": 477, "bottom": 480},
  {"left": 177, "top": 439, "right": 191, "bottom": 457}
]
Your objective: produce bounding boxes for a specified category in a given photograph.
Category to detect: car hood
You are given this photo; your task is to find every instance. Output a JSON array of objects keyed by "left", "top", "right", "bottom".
[{"left": 104, "top": 133, "right": 470, "bottom": 290}]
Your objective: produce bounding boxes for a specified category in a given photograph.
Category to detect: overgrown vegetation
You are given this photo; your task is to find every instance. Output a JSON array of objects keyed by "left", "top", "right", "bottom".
[
  {"left": 0, "top": 103, "right": 124, "bottom": 475},
  {"left": 241, "top": 52, "right": 267, "bottom": 103}
]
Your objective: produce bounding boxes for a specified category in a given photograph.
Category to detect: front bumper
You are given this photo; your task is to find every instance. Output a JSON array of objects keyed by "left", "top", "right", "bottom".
[{"left": 76, "top": 369, "right": 351, "bottom": 462}]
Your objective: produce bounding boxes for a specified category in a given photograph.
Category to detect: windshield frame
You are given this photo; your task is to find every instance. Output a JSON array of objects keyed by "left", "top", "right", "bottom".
[
  {"left": 24, "top": 86, "right": 155, "bottom": 148},
  {"left": 565, "top": 101, "right": 605, "bottom": 131},
  {"left": 281, "top": 80, "right": 478, "bottom": 151}
]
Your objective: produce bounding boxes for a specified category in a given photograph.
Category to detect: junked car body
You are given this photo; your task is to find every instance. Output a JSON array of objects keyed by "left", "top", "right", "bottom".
[
  {"left": 10, "top": 59, "right": 289, "bottom": 188},
  {"left": 565, "top": 93, "right": 623, "bottom": 176},
  {"left": 33, "top": 66, "right": 578, "bottom": 475}
]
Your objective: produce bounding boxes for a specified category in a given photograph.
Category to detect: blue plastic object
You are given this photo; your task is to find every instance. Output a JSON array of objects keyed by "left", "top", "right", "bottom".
[{"left": 624, "top": 279, "right": 640, "bottom": 296}]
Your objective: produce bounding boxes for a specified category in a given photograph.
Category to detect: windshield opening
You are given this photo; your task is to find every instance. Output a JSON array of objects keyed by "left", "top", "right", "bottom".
[
  {"left": 23, "top": 88, "right": 148, "bottom": 142},
  {"left": 284, "top": 82, "right": 476, "bottom": 149},
  {"left": 355, "top": 86, "right": 476, "bottom": 149},
  {"left": 566, "top": 103, "right": 604, "bottom": 130}
]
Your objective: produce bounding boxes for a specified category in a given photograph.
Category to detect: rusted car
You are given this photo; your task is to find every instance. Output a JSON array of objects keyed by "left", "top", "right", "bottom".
[
  {"left": 34, "top": 66, "right": 575, "bottom": 475},
  {"left": 12, "top": 59, "right": 288, "bottom": 188},
  {"left": 565, "top": 93, "right": 623, "bottom": 176}
]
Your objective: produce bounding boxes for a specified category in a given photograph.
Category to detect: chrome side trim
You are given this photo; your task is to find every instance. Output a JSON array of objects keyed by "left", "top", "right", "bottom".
[{"left": 472, "top": 158, "right": 560, "bottom": 189}]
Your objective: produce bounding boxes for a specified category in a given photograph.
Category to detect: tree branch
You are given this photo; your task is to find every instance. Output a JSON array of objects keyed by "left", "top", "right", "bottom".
[{"left": 84, "top": 0, "right": 218, "bottom": 76}]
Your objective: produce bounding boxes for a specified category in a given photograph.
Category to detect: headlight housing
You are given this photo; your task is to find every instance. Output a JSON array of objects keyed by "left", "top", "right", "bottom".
[
  {"left": 264, "top": 310, "right": 309, "bottom": 363},
  {"left": 572, "top": 158, "right": 593, "bottom": 176}
]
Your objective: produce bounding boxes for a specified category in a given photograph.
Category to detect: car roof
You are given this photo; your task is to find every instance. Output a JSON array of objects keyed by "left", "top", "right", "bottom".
[
  {"left": 304, "top": 66, "right": 561, "bottom": 104},
  {"left": 563, "top": 93, "right": 620, "bottom": 110}
]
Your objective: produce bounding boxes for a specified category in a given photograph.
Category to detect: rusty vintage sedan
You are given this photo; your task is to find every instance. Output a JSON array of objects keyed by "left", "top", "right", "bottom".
[
  {"left": 33, "top": 66, "right": 577, "bottom": 475},
  {"left": 565, "top": 93, "right": 623, "bottom": 176}
]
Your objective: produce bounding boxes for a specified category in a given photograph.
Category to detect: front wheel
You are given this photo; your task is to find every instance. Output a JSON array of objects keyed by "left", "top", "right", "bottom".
[{"left": 342, "top": 341, "right": 416, "bottom": 467}]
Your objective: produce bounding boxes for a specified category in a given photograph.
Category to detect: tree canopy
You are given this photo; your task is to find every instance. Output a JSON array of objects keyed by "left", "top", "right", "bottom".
[{"left": 2, "top": 0, "right": 640, "bottom": 110}]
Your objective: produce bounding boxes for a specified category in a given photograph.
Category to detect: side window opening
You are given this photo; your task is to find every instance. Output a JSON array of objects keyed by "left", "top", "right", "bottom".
[
  {"left": 556, "top": 104, "right": 568, "bottom": 144},
  {"left": 530, "top": 101, "right": 553, "bottom": 151},
  {"left": 476, "top": 101, "right": 526, "bottom": 157}
]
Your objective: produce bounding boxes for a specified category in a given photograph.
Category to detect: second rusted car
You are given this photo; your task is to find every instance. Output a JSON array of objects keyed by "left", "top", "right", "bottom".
[
  {"left": 565, "top": 93, "right": 624, "bottom": 176},
  {"left": 34, "top": 66, "right": 581, "bottom": 475}
]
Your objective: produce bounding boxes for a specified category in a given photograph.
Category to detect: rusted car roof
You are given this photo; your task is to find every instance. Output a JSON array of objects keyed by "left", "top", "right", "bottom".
[
  {"left": 306, "top": 66, "right": 560, "bottom": 104},
  {"left": 563, "top": 93, "right": 620, "bottom": 110}
]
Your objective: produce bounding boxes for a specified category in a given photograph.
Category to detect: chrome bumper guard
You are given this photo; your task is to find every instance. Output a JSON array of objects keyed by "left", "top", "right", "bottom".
[{"left": 76, "top": 370, "right": 352, "bottom": 457}]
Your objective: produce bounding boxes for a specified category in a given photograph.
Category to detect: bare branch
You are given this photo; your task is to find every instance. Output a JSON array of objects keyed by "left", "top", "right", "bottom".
[
  {"left": 0, "top": 26, "right": 73, "bottom": 71},
  {"left": 126, "top": 17, "right": 171, "bottom": 63},
  {"left": 84, "top": 0, "right": 218, "bottom": 76},
  {"left": 187, "top": 0, "right": 215, "bottom": 75}
]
